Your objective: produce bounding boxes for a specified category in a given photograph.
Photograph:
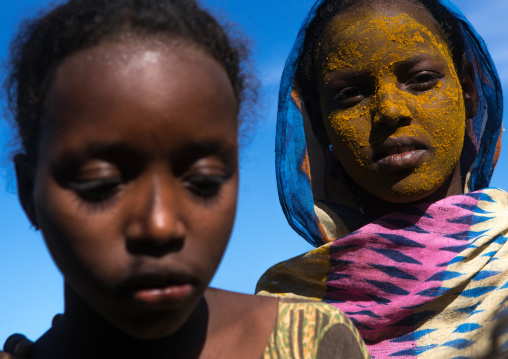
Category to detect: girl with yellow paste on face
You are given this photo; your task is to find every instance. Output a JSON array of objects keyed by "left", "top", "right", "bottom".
[
  {"left": 0, "top": 0, "right": 371, "bottom": 358},
  {"left": 256, "top": 0, "right": 506, "bottom": 358}
]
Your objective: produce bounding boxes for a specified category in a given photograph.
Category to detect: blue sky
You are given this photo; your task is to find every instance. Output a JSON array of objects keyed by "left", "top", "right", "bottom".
[{"left": 0, "top": 0, "right": 506, "bottom": 345}]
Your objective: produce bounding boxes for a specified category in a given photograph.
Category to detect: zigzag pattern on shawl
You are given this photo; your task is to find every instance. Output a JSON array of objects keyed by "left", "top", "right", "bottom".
[{"left": 323, "top": 191, "right": 493, "bottom": 356}]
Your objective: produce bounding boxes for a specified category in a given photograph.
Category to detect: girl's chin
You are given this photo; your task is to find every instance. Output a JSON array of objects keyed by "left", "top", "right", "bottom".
[
  {"left": 369, "top": 179, "right": 445, "bottom": 204},
  {"left": 91, "top": 296, "right": 205, "bottom": 341},
  {"left": 109, "top": 312, "right": 195, "bottom": 340}
]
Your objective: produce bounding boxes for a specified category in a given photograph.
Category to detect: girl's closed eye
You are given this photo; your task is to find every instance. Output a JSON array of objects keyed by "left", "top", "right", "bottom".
[
  {"left": 69, "top": 177, "right": 124, "bottom": 203},
  {"left": 184, "top": 161, "right": 233, "bottom": 201},
  {"left": 185, "top": 173, "right": 229, "bottom": 198},
  {"left": 65, "top": 162, "right": 124, "bottom": 204}
]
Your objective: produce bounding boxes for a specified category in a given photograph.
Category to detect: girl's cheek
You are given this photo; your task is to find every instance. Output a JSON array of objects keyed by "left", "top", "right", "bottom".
[
  {"left": 423, "top": 82, "right": 465, "bottom": 149},
  {"left": 327, "top": 105, "right": 371, "bottom": 166},
  {"left": 414, "top": 80, "right": 465, "bottom": 190},
  {"left": 327, "top": 104, "right": 370, "bottom": 147}
]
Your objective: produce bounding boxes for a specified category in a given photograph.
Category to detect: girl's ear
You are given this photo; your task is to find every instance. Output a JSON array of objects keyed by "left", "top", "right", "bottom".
[
  {"left": 14, "top": 154, "right": 39, "bottom": 228},
  {"left": 461, "top": 60, "right": 479, "bottom": 120}
]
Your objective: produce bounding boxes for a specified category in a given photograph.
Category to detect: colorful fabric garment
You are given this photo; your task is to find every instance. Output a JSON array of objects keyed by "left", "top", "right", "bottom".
[
  {"left": 263, "top": 299, "right": 371, "bottom": 358},
  {"left": 259, "top": 188, "right": 508, "bottom": 358},
  {"left": 256, "top": 0, "right": 505, "bottom": 358}
]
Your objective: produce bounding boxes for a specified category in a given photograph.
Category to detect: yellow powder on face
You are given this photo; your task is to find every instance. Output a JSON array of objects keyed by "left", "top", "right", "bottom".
[
  {"left": 316, "top": 5, "right": 466, "bottom": 202},
  {"left": 321, "top": 41, "right": 363, "bottom": 73}
]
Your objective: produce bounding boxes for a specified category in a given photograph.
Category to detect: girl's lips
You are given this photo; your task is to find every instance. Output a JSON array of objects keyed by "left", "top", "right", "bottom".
[
  {"left": 133, "top": 283, "right": 193, "bottom": 305},
  {"left": 376, "top": 148, "right": 427, "bottom": 171},
  {"left": 372, "top": 138, "right": 428, "bottom": 172},
  {"left": 121, "top": 270, "right": 198, "bottom": 305}
]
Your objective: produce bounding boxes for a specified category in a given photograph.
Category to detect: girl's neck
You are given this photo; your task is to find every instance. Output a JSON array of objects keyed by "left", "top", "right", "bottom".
[
  {"left": 357, "top": 164, "right": 464, "bottom": 220},
  {"left": 35, "top": 283, "right": 208, "bottom": 359},
  {"left": 34, "top": 286, "right": 279, "bottom": 359}
]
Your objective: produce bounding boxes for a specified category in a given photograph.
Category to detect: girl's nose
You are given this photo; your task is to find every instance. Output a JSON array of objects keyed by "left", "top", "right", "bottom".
[
  {"left": 372, "top": 83, "right": 411, "bottom": 128},
  {"left": 125, "top": 177, "right": 186, "bottom": 256}
]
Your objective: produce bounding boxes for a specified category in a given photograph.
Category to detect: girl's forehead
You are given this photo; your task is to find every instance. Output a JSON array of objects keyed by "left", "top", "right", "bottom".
[
  {"left": 38, "top": 37, "right": 238, "bottom": 160},
  {"left": 43, "top": 39, "right": 222, "bottom": 119},
  {"left": 58, "top": 38, "right": 203, "bottom": 73},
  {"left": 41, "top": 39, "right": 237, "bottom": 140},
  {"left": 317, "top": 0, "right": 451, "bottom": 73},
  {"left": 320, "top": 0, "right": 445, "bottom": 48}
]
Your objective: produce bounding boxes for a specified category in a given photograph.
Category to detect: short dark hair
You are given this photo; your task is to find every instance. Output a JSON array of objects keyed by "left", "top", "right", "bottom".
[
  {"left": 296, "top": 0, "right": 466, "bottom": 122},
  {"left": 5, "top": 0, "right": 255, "bottom": 167}
]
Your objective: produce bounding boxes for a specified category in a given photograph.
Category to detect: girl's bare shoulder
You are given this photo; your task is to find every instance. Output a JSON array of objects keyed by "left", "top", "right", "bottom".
[{"left": 203, "top": 288, "right": 279, "bottom": 358}]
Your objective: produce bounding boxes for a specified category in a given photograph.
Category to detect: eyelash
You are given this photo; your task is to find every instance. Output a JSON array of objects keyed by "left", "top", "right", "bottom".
[
  {"left": 184, "top": 174, "right": 229, "bottom": 200},
  {"left": 332, "top": 71, "right": 442, "bottom": 107},
  {"left": 333, "top": 87, "right": 365, "bottom": 108},
  {"left": 70, "top": 173, "right": 229, "bottom": 207},
  {"left": 65, "top": 161, "right": 232, "bottom": 215},
  {"left": 406, "top": 72, "right": 441, "bottom": 92},
  {"left": 69, "top": 177, "right": 123, "bottom": 204}
]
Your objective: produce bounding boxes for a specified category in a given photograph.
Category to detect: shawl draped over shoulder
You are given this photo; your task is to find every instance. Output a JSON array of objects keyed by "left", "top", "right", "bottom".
[{"left": 256, "top": 1, "right": 506, "bottom": 358}]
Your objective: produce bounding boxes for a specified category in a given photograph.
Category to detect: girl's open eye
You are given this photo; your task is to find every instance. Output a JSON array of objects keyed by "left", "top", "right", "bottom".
[
  {"left": 68, "top": 177, "right": 123, "bottom": 203},
  {"left": 406, "top": 71, "right": 441, "bottom": 92},
  {"left": 332, "top": 87, "right": 365, "bottom": 108},
  {"left": 184, "top": 174, "right": 228, "bottom": 199}
]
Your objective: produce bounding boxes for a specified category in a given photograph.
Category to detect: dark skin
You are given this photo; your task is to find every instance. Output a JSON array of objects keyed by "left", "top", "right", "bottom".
[
  {"left": 27, "top": 288, "right": 278, "bottom": 359},
  {"left": 3, "top": 290, "right": 279, "bottom": 359},
  {"left": 6, "top": 39, "right": 279, "bottom": 358},
  {"left": 313, "top": 0, "right": 479, "bottom": 221},
  {"left": 355, "top": 164, "right": 464, "bottom": 220}
]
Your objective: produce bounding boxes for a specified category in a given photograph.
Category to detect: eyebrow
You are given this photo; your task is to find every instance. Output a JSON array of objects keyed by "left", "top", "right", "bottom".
[
  {"left": 325, "top": 70, "right": 371, "bottom": 82},
  {"left": 393, "top": 54, "right": 441, "bottom": 67},
  {"left": 54, "top": 142, "right": 142, "bottom": 165},
  {"left": 180, "top": 139, "right": 232, "bottom": 155},
  {"left": 171, "top": 139, "right": 237, "bottom": 166},
  {"left": 323, "top": 70, "right": 373, "bottom": 93},
  {"left": 324, "top": 52, "right": 445, "bottom": 80},
  {"left": 52, "top": 139, "right": 236, "bottom": 169}
]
